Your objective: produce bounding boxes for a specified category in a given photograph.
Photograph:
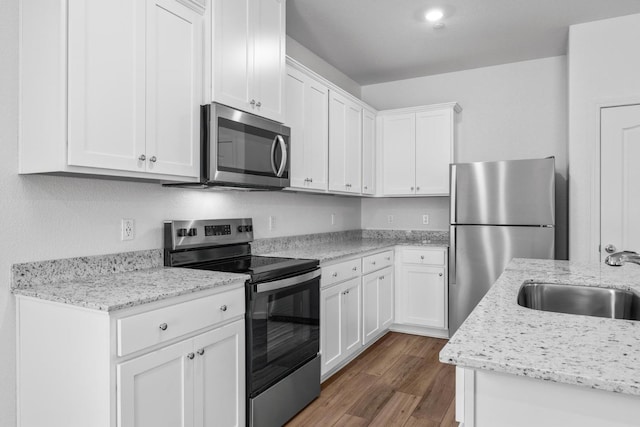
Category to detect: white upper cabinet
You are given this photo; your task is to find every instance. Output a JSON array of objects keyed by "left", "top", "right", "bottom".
[
  {"left": 361, "top": 107, "right": 376, "bottom": 195},
  {"left": 286, "top": 64, "right": 329, "bottom": 191},
  {"left": 329, "top": 90, "right": 362, "bottom": 194},
  {"left": 212, "top": 0, "right": 286, "bottom": 123},
  {"left": 380, "top": 103, "right": 460, "bottom": 196},
  {"left": 20, "top": 0, "right": 204, "bottom": 181}
]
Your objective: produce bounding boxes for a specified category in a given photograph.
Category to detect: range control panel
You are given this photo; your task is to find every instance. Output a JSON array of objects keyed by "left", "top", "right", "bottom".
[{"left": 165, "top": 218, "right": 253, "bottom": 250}]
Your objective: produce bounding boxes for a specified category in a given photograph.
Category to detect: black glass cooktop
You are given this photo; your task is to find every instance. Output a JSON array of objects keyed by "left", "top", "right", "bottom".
[{"left": 186, "top": 255, "right": 318, "bottom": 283}]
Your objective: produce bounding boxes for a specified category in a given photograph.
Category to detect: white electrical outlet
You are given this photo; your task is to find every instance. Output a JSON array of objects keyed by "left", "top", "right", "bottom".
[
  {"left": 121, "top": 219, "right": 134, "bottom": 241},
  {"left": 269, "top": 216, "right": 276, "bottom": 231},
  {"left": 387, "top": 215, "right": 394, "bottom": 224},
  {"left": 331, "top": 213, "right": 336, "bottom": 225},
  {"left": 422, "top": 214, "right": 430, "bottom": 225}
]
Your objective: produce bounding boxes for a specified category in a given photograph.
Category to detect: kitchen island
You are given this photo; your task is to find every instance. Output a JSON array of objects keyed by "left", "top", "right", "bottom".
[{"left": 440, "top": 258, "right": 640, "bottom": 427}]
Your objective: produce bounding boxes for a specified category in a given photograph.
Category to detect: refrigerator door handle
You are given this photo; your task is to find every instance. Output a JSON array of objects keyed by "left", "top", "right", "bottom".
[
  {"left": 449, "top": 225, "right": 456, "bottom": 286},
  {"left": 450, "top": 164, "right": 457, "bottom": 224}
]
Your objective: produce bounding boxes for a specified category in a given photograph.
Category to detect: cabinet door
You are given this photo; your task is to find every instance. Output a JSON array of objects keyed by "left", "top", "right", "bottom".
[
  {"left": 362, "top": 272, "right": 380, "bottom": 346},
  {"left": 379, "top": 267, "right": 394, "bottom": 330},
  {"left": 382, "top": 113, "right": 416, "bottom": 195},
  {"left": 329, "top": 91, "right": 361, "bottom": 193},
  {"left": 343, "top": 278, "right": 362, "bottom": 355},
  {"left": 401, "top": 265, "right": 446, "bottom": 328},
  {"left": 118, "top": 339, "right": 195, "bottom": 427},
  {"left": 67, "top": 0, "right": 146, "bottom": 172},
  {"left": 286, "top": 66, "right": 329, "bottom": 190},
  {"left": 194, "top": 319, "right": 245, "bottom": 427},
  {"left": 146, "top": 0, "right": 203, "bottom": 178},
  {"left": 320, "top": 283, "right": 345, "bottom": 375},
  {"left": 212, "top": 0, "right": 252, "bottom": 111},
  {"left": 362, "top": 108, "right": 376, "bottom": 195},
  {"left": 415, "top": 109, "right": 454, "bottom": 195},
  {"left": 344, "top": 102, "right": 363, "bottom": 193},
  {"left": 252, "top": 0, "right": 286, "bottom": 122}
]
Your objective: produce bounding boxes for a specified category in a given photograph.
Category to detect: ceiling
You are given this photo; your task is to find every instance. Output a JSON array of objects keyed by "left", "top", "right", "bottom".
[{"left": 286, "top": 0, "right": 640, "bottom": 85}]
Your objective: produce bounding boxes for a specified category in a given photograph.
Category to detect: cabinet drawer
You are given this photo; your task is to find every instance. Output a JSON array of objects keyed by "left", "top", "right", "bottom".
[
  {"left": 402, "top": 248, "right": 446, "bottom": 265},
  {"left": 362, "top": 250, "right": 394, "bottom": 274},
  {"left": 321, "top": 258, "right": 361, "bottom": 287},
  {"left": 117, "top": 288, "right": 244, "bottom": 357}
]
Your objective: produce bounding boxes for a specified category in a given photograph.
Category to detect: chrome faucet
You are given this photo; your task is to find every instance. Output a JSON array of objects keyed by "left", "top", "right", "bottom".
[{"left": 605, "top": 251, "right": 640, "bottom": 266}]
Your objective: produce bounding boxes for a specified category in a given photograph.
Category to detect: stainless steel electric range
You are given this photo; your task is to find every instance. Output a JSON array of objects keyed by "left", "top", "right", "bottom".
[{"left": 164, "top": 218, "right": 320, "bottom": 427}]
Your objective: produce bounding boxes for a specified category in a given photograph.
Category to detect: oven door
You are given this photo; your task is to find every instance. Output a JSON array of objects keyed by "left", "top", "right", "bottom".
[
  {"left": 208, "top": 103, "right": 290, "bottom": 189},
  {"left": 247, "top": 269, "right": 320, "bottom": 396}
]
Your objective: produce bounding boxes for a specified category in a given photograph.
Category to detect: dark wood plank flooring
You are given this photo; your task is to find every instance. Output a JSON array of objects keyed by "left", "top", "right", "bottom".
[{"left": 286, "top": 332, "right": 457, "bottom": 427}]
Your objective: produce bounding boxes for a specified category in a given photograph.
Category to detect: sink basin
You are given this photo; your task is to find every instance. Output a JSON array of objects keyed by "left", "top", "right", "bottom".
[{"left": 517, "top": 281, "right": 640, "bottom": 320}]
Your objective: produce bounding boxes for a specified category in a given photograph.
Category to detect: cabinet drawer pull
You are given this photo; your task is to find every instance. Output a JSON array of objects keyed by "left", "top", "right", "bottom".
[
  {"left": 372, "top": 261, "right": 376, "bottom": 265},
  {"left": 187, "top": 352, "right": 195, "bottom": 360},
  {"left": 159, "top": 323, "right": 168, "bottom": 331},
  {"left": 332, "top": 272, "right": 338, "bottom": 277},
  {"left": 439, "top": 273, "right": 443, "bottom": 277},
  {"left": 352, "top": 266, "right": 358, "bottom": 271},
  {"left": 411, "top": 186, "right": 414, "bottom": 191},
  {"left": 256, "top": 101, "right": 262, "bottom": 108},
  {"left": 149, "top": 156, "right": 157, "bottom": 163},
  {"left": 197, "top": 348, "right": 205, "bottom": 356},
  {"left": 220, "top": 305, "right": 228, "bottom": 312},
  {"left": 138, "top": 154, "right": 146, "bottom": 161},
  {"left": 420, "top": 255, "right": 425, "bottom": 260},
  {"left": 250, "top": 99, "right": 256, "bottom": 106},
  {"left": 416, "top": 186, "right": 420, "bottom": 191}
]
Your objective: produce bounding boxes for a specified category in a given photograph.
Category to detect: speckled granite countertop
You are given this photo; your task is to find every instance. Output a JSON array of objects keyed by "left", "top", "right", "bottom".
[
  {"left": 254, "top": 238, "right": 448, "bottom": 264},
  {"left": 439, "top": 258, "right": 640, "bottom": 396},
  {"left": 12, "top": 267, "right": 248, "bottom": 311}
]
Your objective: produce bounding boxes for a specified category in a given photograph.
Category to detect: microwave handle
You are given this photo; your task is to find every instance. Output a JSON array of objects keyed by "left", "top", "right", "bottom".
[
  {"left": 270, "top": 136, "right": 278, "bottom": 176},
  {"left": 276, "top": 135, "right": 287, "bottom": 178}
]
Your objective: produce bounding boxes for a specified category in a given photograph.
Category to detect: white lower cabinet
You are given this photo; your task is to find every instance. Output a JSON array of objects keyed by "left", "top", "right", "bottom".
[
  {"left": 395, "top": 247, "right": 448, "bottom": 334},
  {"left": 320, "top": 277, "right": 361, "bottom": 375},
  {"left": 16, "top": 286, "right": 245, "bottom": 427},
  {"left": 362, "top": 266, "right": 393, "bottom": 346},
  {"left": 118, "top": 319, "right": 245, "bottom": 427}
]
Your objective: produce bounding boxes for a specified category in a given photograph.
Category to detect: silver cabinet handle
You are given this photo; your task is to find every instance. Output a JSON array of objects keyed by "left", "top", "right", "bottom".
[
  {"left": 149, "top": 156, "right": 157, "bottom": 163},
  {"left": 220, "top": 305, "right": 227, "bottom": 312},
  {"left": 380, "top": 276, "right": 385, "bottom": 280},
  {"left": 416, "top": 186, "right": 420, "bottom": 191},
  {"left": 439, "top": 273, "right": 443, "bottom": 277},
  {"left": 420, "top": 255, "right": 425, "bottom": 260},
  {"left": 605, "top": 244, "right": 617, "bottom": 254},
  {"left": 250, "top": 99, "right": 256, "bottom": 106},
  {"left": 332, "top": 272, "right": 338, "bottom": 277},
  {"left": 138, "top": 154, "right": 146, "bottom": 161},
  {"left": 352, "top": 266, "right": 357, "bottom": 271},
  {"left": 309, "top": 177, "right": 313, "bottom": 183},
  {"left": 410, "top": 186, "right": 414, "bottom": 191},
  {"left": 372, "top": 261, "right": 376, "bottom": 265},
  {"left": 197, "top": 348, "right": 205, "bottom": 356},
  {"left": 159, "top": 323, "right": 168, "bottom": 331},
  {"left": 386, "top": 257, "right": 391, "bottom": 261},
  {"left": 187, "top": 353, "right": 195, "bottom": 360},
  {"left": 256, "top": 101, "right": 262, "bottom": 108}
]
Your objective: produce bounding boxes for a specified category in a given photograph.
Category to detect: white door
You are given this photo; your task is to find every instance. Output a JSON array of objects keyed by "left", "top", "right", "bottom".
[
  {"left": 67, "top": 0, "right": 146, "bottom": 172},
  {"left": 194, "top": 319, "right": 245, "bottom": 427},
  {"left": 286, "top": 67, "right": 329, "bottom": 190},
  {"left": 415, "top": 109, "right": 453, "bottom": 195},
  {"left": 362, "top": 272, "right": 380, "bottom": 345},
  {"left": 146, "top": 0, "right": 203, "bottom": 178},
  {"left": 343, "top": 278, "right": 362, "bottom": 355},
  {"left": 601, "top": 104, "right": 640, "bottom": 260},
  {"left": 252, "top": 0, "right": 285, "bottom": 122},
  {"left": 212, "top": 0, "right": 252, "bottom": 111},
  {"left": 320, "top": 283, "right": 344, "bottom": 375},
  {"left": 401, "top": 265, "right": 446, "bottom": 328},
  {"left": 118, "top": 339, "right": 194, "bottom": 427},
  {"left": 344, "top": 102, "right": 363, "bottom": 193},
  {"left": 379, "top": 267, "right": 394, "bottom": 330},
  {"left": 329, "top": 91, "right": 348, "bottom": 192},
  {"left": 362, "top": 108, "right": 376, "bottom": 195},
  {"left": 382, "top": 113, "right": 416, "bottom": 195}
]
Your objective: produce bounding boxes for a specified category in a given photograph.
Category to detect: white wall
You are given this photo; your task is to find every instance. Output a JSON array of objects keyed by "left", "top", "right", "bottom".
[
  {"left": 0, "top": 7, "right": 360, "bottom": 426},
  {"left": 568, "top": 13, "right": 640, "bottom": 262},
  {"left": 361, "top": 197, "right": 449, "bottom": 231},
  {"left": 286, "top": 36, "right": 361, "bottom": 99},
  {"left": 361, "top": 56, "right": 568, "bottom": 259}
]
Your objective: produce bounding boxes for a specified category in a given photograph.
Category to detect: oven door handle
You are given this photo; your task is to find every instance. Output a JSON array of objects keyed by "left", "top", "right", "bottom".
[{"left": 255, "top": 269, "right": 321, "bottom": 294}]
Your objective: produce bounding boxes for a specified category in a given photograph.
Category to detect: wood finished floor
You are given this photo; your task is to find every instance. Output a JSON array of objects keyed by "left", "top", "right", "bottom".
[{"left": 286, "top": 332, "right": 457, "bottom": 427}]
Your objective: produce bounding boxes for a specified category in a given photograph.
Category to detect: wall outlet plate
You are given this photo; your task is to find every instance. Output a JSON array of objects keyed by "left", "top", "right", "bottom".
[
  {"left": 331, "top": 213, "right": 336, "bottom": 225},
  {"left": 387, "top": 215, "right": 394, "bottom": 224},
  {"left": 269, "top": 215, "right": 276, "bottom": 231},
  {"left": 122, "top": 219, "right": 134, "bottom": 241},
  {"left": 422, "top": 214, "right": 430, "bottom": 225}
]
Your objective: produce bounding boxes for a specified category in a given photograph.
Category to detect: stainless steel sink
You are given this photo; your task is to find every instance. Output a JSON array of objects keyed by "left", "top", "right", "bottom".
[{"left": 517, "top": 281, "right": 640, "bottom": 320}]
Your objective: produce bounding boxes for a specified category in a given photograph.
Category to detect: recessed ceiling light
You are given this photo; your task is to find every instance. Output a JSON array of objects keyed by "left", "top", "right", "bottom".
[{"left": 425, "top": 9, "right": 444, "bottom": 22}]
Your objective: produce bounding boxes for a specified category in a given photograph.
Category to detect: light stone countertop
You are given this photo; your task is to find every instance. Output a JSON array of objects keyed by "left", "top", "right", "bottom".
[
  {"left": 12, "top": 267, "right": 249, "bottom": 312},
  {"left": 439, "top": 258, "right": 640, "bottom": 396},
  {"left": 254, "top": 238, "right": 448, "bottom": 264}
]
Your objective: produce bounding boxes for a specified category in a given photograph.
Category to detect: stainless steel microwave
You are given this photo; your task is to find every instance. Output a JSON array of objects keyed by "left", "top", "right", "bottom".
[{"left": 168, "top": 103, "right": 290, "bottom": 190}]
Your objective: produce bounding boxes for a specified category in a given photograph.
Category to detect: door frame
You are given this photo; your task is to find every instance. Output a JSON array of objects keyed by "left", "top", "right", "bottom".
[{"left": 585, "top": 97, "right": 640, "bottom": 262}]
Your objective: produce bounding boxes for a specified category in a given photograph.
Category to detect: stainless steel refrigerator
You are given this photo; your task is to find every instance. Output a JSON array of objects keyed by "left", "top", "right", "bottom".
[{"left": 449, "top": 157, "right": 555, "bottom": 335}]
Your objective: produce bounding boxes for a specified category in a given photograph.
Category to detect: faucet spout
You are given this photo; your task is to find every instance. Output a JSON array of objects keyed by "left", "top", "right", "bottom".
[{"left": 605, "top": 251, "right": 640, "bottom": 266}]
